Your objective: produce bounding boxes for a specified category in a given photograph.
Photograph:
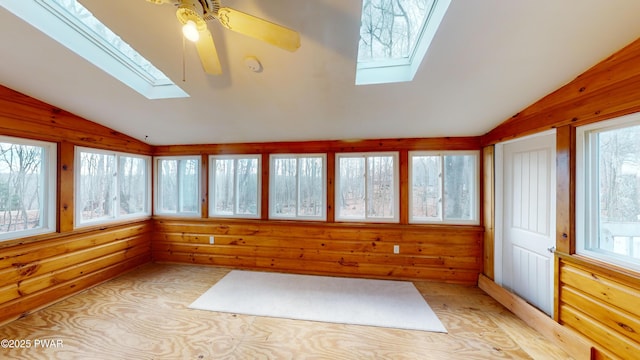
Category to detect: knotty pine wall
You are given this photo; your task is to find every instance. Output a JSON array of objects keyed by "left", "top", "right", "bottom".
[
  {"left": 483, "top": 37, "right": 640, "bottom": 359},
  {"left": 558, "top": 255, "right": 640, "bottom": 360},
  {"left": 153, "top": 138, "right": 483, "bottom": 284},
  {"left": 153, "top": 219, "right": 482, "bottom": 283},
  {"left": 0, "top": 85, "right": 153, "bottom": 325},
  {"left": 5, "top": 34, "right": 640, "bottom": 357}
]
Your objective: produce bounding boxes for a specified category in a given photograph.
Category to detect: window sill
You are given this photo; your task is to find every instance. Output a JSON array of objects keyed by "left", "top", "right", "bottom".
[{"left": 557, "top": 252, "right": 640, "bottom": 285}]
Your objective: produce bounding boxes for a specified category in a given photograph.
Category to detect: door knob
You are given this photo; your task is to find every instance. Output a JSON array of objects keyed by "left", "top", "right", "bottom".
[{"left": 547, "top": 246, "right": 556, "bottom": 253}]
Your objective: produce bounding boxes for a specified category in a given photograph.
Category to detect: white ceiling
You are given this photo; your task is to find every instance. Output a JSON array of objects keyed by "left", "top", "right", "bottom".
[{"left": 1, "top": 0, "right": 640, "bottom": 146}]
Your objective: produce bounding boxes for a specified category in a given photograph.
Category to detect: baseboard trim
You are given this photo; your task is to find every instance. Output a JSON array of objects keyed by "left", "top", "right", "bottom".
[{"left": 478, "top": 274, "right": 593, "bottom": 360}]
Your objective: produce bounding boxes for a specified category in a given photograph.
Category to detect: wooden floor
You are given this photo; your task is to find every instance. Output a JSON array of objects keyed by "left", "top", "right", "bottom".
[{"left": 0, "top": 263, "right": 572, "bottom": 359}]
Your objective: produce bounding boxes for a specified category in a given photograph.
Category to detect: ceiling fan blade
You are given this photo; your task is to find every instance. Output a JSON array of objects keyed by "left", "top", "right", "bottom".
[
  {"left": 145, "top": 0, "right": 180, "bottom": 4},
  {"left": 195, "top": 28, "right": 222, "bottom": 75},
  {"left": 217, "top": 7, "right": 300, "bottom": 52}
]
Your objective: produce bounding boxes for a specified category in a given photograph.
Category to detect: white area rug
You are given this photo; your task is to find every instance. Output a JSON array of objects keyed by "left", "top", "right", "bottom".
[{"left": 189, "top": 270, "right": 447, "bottom": 332}]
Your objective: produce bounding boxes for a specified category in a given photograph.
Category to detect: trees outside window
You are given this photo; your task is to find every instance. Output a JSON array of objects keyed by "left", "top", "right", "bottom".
[
  {"left": 358, "top": 0, "right": 433, "bottom": 62},
  {"left": 155, "top": 156, "right": 199, "bottom": 216},
  {"left": 578, "top": 116, "right": 640, "bottom": 271},
  {"left": 411, "top": 154, "right": 441, "bottom": 220},
  {"left": 270, "top": 154, "right": 326, "bottom": 220},
  {"left": 119, "top": 156, "right": 147, "bottom": 215},
  {"left": 336, "top": 153, "right": 398, "bottom": 222},
  {"left": 0, "top": 137, "right": 55, "bottom": 240},
  {"left": 77, "top": 151, "right": 115, "bottom": 222},
  {"left": 76, "top": 148, "right": 150, "bottom": 225},
  {"left": 356, "top": 0, "right": 449, "bottom": 85},
  {"left": 410, "top": 152, "right": 478, "bottom": 224},
  {"left": 210, "top": 155, "right": 260, "bottom": 218}
]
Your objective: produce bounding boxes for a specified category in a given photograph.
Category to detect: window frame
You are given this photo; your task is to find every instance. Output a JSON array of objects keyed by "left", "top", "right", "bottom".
[
  {"left": 0, "top": 136, "right": 56, "bottom": 242},
  {"left": 335, "top": 152, "right": 399, "bottom": 223},
  {"left": 576, "top": 113, "right": 640, "bottom": 272},
  {"left": 209, "top": 154, "right": 261, "bottom": 219},
  {"left": 408, "top": 150, "right": 480, "bottom": 225},
  {"left": 269, "top": 153, "right": 327, "bottom": 221},
  {"left": 2, "top": 0, "right": 188, "bottom": 99},
  {"left": 75, "top": 147, "right": 151, "bottom": 227},
  {"left": 154, "top": 155, "right": 201, "bottom": 217},
  {"left": 355, "top": 0, "right": 452, "bottom": 85}
]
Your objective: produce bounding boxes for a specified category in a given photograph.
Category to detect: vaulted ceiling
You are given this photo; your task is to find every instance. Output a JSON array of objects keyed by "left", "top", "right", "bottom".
[{"left": 1, "top": 0, "right": 640, "bottom": 145}]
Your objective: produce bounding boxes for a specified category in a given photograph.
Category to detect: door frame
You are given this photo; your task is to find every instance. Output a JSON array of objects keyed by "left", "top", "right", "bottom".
[{"left": 494, "top": 130, "right": 556, "bottom": 311}]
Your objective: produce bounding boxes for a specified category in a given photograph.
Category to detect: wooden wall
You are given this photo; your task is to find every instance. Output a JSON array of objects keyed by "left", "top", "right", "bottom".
[
  {"left": 153, "top": 219, "right": 482, "bottom": 283},
  {"left": 0, "top": 81, "right": 484, "bottom": 329},
  {"left": 0, "top": 85, "right": 153, "bottom": 325},
  {"left": 0, "top": 87, "right": 151, "bottom": 154},
  {"left": 153, "top": 138, "right": 484, "bottom": 284},
  {"left": 481, "top": 38, "right": 640, "bottom": 146},
  {"left": 482, "top": 37, "right": 640, "bottom": 359},
  {"left": 558, "top": 255, "right": 640, "bottom": 360},
  {"left": 0, "top": 222, "right": 151, "bottom": 326},
  {"left": 5, "top": 35, "right": 640, "bottom": 357}
]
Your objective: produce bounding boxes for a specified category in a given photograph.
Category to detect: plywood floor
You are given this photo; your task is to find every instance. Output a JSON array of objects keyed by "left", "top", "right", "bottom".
[{"left": 0, "top": 263, "right": 572, "bottom": 359}]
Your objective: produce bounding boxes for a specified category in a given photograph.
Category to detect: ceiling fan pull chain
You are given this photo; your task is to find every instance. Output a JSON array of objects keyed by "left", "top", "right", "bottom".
[{"left": 182, "top": 35, "right": 187, "bottom": 82}]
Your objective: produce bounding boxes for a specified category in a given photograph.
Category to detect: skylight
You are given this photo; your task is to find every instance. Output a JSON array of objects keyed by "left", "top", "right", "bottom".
[
  {"left": 1, "top": 0, "right": 188, "bottom": 99},
  {"left": 356, "top": 0, "right": 451, "bottom": 85}
]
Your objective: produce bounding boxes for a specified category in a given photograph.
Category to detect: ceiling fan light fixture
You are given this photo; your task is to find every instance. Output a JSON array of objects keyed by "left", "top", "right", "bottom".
[
  {"left": 182, "top": 20, "right": 200, "bottom": 42},
  {"left": 156, "top": 0, "right": 300, "bottom": 75},
  {"left": 176, "top": 3, "right": 206, "bottom": 30}
]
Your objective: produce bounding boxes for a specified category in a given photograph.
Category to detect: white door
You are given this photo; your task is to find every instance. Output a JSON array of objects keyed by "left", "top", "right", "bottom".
[{"left": 499, "top": 132, "right": 556, "bottom": 316}]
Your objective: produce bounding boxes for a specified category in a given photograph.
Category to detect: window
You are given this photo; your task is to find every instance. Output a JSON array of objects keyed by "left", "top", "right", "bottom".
[
  {"left": 2, "top": 0, "right": 187, "bottom": 99},
  {"left": 155, "top": 156, "right": 200, "bottom": 216},
  {"left": 0, "top": 136, "right": 56, "bottom": 241},
  {"left": 356, "top": 0, "right": 452, "bottom": 85},
  {"left": 577, "top": 114, "right": 640, "bottom": 271},
  {"left": 76, "top": 147, "right": 150, "bottom": 226},
  {"left": 210, "top": 155, "right": 261, "bottom": 218},
  {"left": 336, "top": 153, "right": 398, "bottom": 222},
  {"left": 409, "top": 151, "right": 479, "bottom": 224},
  {"left": 270, "top": 154, "right": 326, "bottom": 220}
]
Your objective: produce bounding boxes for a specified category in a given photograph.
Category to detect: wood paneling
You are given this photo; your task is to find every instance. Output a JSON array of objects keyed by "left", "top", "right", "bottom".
[
  {"left": 326, "top": 151, "right": 336, "bottom": 223},
  {"left": 152, "top": 219, "right": 483, "bottom": 284},
  {"left": 555, "top": 126, "right": 575, "bottom": 255},
  {"left": 0, "top": 85, "right": 155, "bottom": 327},
  {"left": 200, "top": 154, "right": 208, "bottom": 218},
  {"left": 0, "top": 222, "right": 152, "bottom": 326},
  {"left": 482, "top": 146, "right": 494, "bottom": 279},
  {"left": 481, "top": 37, "right": 640, "bottom": 146},
  {"left": 479, "top": 37, "right": 640, "bottom": 358},
  {"left": 153, "top": 137, "right": 481, "bottom": 156},
  {"left": 399, "top": 150, "right": 409, "bottom": 224},
  {"left": 0, "top": 86, "right": 152, "bottom": 154},
  {"left": 558, "top": 255, "right": 640, "bottom": 360},
  {"left": 260, "top": 153, "right": 269, "bottom": 220},
  {"left": 2, "top": 30, "right": 640, "bottom": 360},
  {"left": 152, "top": 135, "right": 482, "bottom": 285},
  {"left": 2, "top": 81, "right": 484, "bottom": 331},
  {"left": 58, "top": 141, "right": 75, "bottom": 232}
]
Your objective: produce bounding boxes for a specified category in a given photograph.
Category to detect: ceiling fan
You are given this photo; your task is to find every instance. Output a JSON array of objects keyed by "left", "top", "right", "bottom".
[{"left": 146, "top": 0, "right": 301, "bottom": 75}]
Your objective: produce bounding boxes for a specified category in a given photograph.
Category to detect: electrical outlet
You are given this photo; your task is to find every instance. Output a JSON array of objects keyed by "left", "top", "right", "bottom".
[
  {"left": 393, "top": 244, "right": 400, "bottom": 254},
  {"left": 209, "top": 236, "right": 215, "bottom": 244}
]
